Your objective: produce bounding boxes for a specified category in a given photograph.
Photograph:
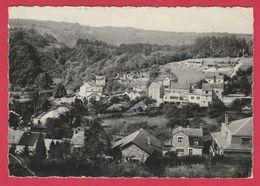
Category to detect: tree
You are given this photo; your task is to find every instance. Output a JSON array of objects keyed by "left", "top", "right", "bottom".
[
  {"left": 84, "top": 120, "right": 111, "bottom": 160},
  {"left": 208, "top": 98, "right": 226, "bottom": 118},
  {"left": 35, "top": 72, "right": 53, "bottom": 89},
  {"left": 53, "top": 83, "right": 67, "bottom": 98},
  {"left": 166, "top": 118, "right": 180, "bottom": 132},
  {"left": 230, "top": 99, "right": 247, "bottom": 111},
  {"left": 49, "top": 140, "right": 56, "bottom": 159},
  {"left": 122, "top": 94, "right": 130, "bottom": 102},
  {"left": 110, "top": 96, "right": 121, "bottom": 104},
  {"left": 143, "top": 97, "right": 156, "bottom": 106},
  {"left": 34, "top": 133, "right": 47, "bottom": 160},
  {"left": 149, "top": 64, "right": 160, "bottom": 79}
]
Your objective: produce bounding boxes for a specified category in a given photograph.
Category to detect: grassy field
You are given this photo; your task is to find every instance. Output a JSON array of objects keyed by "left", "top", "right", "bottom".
[{"left": 102, "top": 115, "right": 168, "bottom": 127}]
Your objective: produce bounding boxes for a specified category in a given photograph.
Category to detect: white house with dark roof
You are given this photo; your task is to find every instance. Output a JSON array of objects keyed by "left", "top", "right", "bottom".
[
  {"left": 148, "top": 82, "right": 164, "bottom": 106},
  {"left": 112, "top": 128, "right": 163, "bottom": 162},
  {"left": 78, "top": 81, "right": 103, "bottom": 101},
  {"left": 70, "top": 127, "right": 85, "bottom": 148},
  {"left": 205, "top": 74, "right": 224, "bottom": 85},
  {"left": 169, "top": 126, "right": 204, "bottom": 156},
  {"left": 210, "top": 116, "right": 253, "bottom": 155}
]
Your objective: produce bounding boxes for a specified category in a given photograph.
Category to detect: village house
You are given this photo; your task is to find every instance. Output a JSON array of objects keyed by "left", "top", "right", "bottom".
[
  {"left": 112, "top": 128, "right": 163, "bottom": 162},
  {"left": 163, "top": 92, "right": 189, "bottom": 104},
  {"left": 78, "top": 81, "right": 103, "bottom": 100},
  {"left": 8, "top": 130, "right": 44, "bottom": 155},
  {"left": 210, "top": 115, "right": 253, "bottom": 156},
  {"left": 168, "top": 126, "right": 204, "bottom": 156},
  {"left": 188, "top": 90, "right": 212, "bottom": 107},
  {"left": 70, "top": 127, "right": 85, "bottom": 148},
  {"left": 169, "top": 83, "right": 191, "bottom": 94},
  {"left": 153, "top": 72, "right": 178, "bottom": 93},
  {"left": 205, "top": 74, "right": 225, "bottom": 85},
  {"left": 202, "top": 83, "right": 224, "bottom": 100},
  {"left": 148, "top": 82, "right": 164, "bottom": 106}
]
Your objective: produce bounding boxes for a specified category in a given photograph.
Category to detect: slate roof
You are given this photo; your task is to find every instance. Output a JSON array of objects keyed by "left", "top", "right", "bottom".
[
  {"left": 112, "top": 128, "right": 163, "bottom": 154},
  {"left": 172, "top": 126, "right": 203, "bottom": 137},
  {"left": 18, "top": 132, "right": 41, "bottom": 147},
  {"left": 211, "top": 132, "right": 252, "bottom": 152},
  {"left": 227, "top": 117, "right": 253, "bottom": 136}
]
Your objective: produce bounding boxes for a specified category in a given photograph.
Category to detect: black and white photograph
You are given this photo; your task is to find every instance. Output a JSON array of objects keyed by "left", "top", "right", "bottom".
[{"left": 8, "top": 6, "right": 253, "bottom": 177}]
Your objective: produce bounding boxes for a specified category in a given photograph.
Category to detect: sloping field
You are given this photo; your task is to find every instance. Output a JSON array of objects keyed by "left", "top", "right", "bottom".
[{"left": 161, "top": 57, "right": 253, "bottom": 84}]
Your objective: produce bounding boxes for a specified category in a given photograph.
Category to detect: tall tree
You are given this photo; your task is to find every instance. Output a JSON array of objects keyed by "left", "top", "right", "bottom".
[{"left": 34, "top": 133, "right": 47, "bottom": 160}]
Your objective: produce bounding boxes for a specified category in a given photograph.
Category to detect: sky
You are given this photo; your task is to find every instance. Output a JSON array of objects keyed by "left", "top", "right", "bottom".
[{"left": 9, "top": 7, "right": 253, "bottom": 34}]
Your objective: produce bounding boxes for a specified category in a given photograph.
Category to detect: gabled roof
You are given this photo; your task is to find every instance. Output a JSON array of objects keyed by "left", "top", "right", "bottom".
[
  {"left": 172, "top": 126, "right": 203, "bottom": 137},
  {"left": 112, "top": 128, "right": 163, "bottom": 154},
  {"left": 170, "top": 83, "right": 190, "bottom": 90},
  {"left": 8, "top": 129, "right": 25, "bottom": 145},
  {"left": 227, "top": 117, "right": 253, "bottom": 136},
  {"left": 18, "top": 132, "right": 41, "bottom": 147},
  {"left": 44, "top": 139, "right": 63, "bottom": 152},
  {"left": 71, "top": 130, "right": 85, "bottom": 146}
]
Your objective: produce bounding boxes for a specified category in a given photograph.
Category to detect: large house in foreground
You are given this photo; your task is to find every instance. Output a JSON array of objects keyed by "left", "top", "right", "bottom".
[
  {"left": 168, "top": 126, "right": 204, "bottom": 156},
  {"left": 112, "top": 128, "right": 163, "bottom": 162},
  {"left": 210, "top": 116, "right": 253, "bottom": 155}
]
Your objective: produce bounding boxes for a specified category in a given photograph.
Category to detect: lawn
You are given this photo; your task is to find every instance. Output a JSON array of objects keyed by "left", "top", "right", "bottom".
[{"left": 102, "top": 115, "right": 168, "bottom": 127}]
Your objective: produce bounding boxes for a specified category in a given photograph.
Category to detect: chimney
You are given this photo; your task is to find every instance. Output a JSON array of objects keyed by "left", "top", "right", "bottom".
[
  {"left": 199, "top": 125, "right": 203, "bottom": 129},
  {"left": 225, "top": 113, "right": 229, "bottom": 125},
  {"left": 187, "top": 125, "right": 190, "bottom": 129}
]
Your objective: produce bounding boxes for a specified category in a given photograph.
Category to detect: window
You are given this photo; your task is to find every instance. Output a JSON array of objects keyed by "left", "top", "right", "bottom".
[
  {"left": 176, "top": 148, "right": 184, "bottom": 155},
  {"left": 215, "top": 90, "right": 219, "bottom": 93},
  {"left": 196, "top": 96, "right": 200, "bottom": 100},
  {"left": 190, "top": 96, "right": 194, "bottom": 100},
  {"left": 178, "top": 136, "right": 184, "bottom": 142},
  {"left": 194, "top": 140, "right": 199, "bottom": 145},
  {"left": 189, "top": 149, "right": 193, "bottom": 155},
  {"left": 225, "top": 131, "right": 228, "bottom": 140},
  {"left": 242, "top": 138, "right": 252, "bottom": 145}
]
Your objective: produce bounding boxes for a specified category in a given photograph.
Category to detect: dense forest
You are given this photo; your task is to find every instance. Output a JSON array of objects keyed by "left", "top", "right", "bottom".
[{"left": 9, "top": 27, "right": 253, "bottom": 91}]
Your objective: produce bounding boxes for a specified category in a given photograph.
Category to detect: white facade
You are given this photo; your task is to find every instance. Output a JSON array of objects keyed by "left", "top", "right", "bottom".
[
  {"left": 163, "top": 92, "right": 188, "bottom": 103},
  {"left": 78, "top": 82, "right": 103, "bottom": 100},
  {"left": 149, "top": 82, "right": 164, "bottom": 106}
]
